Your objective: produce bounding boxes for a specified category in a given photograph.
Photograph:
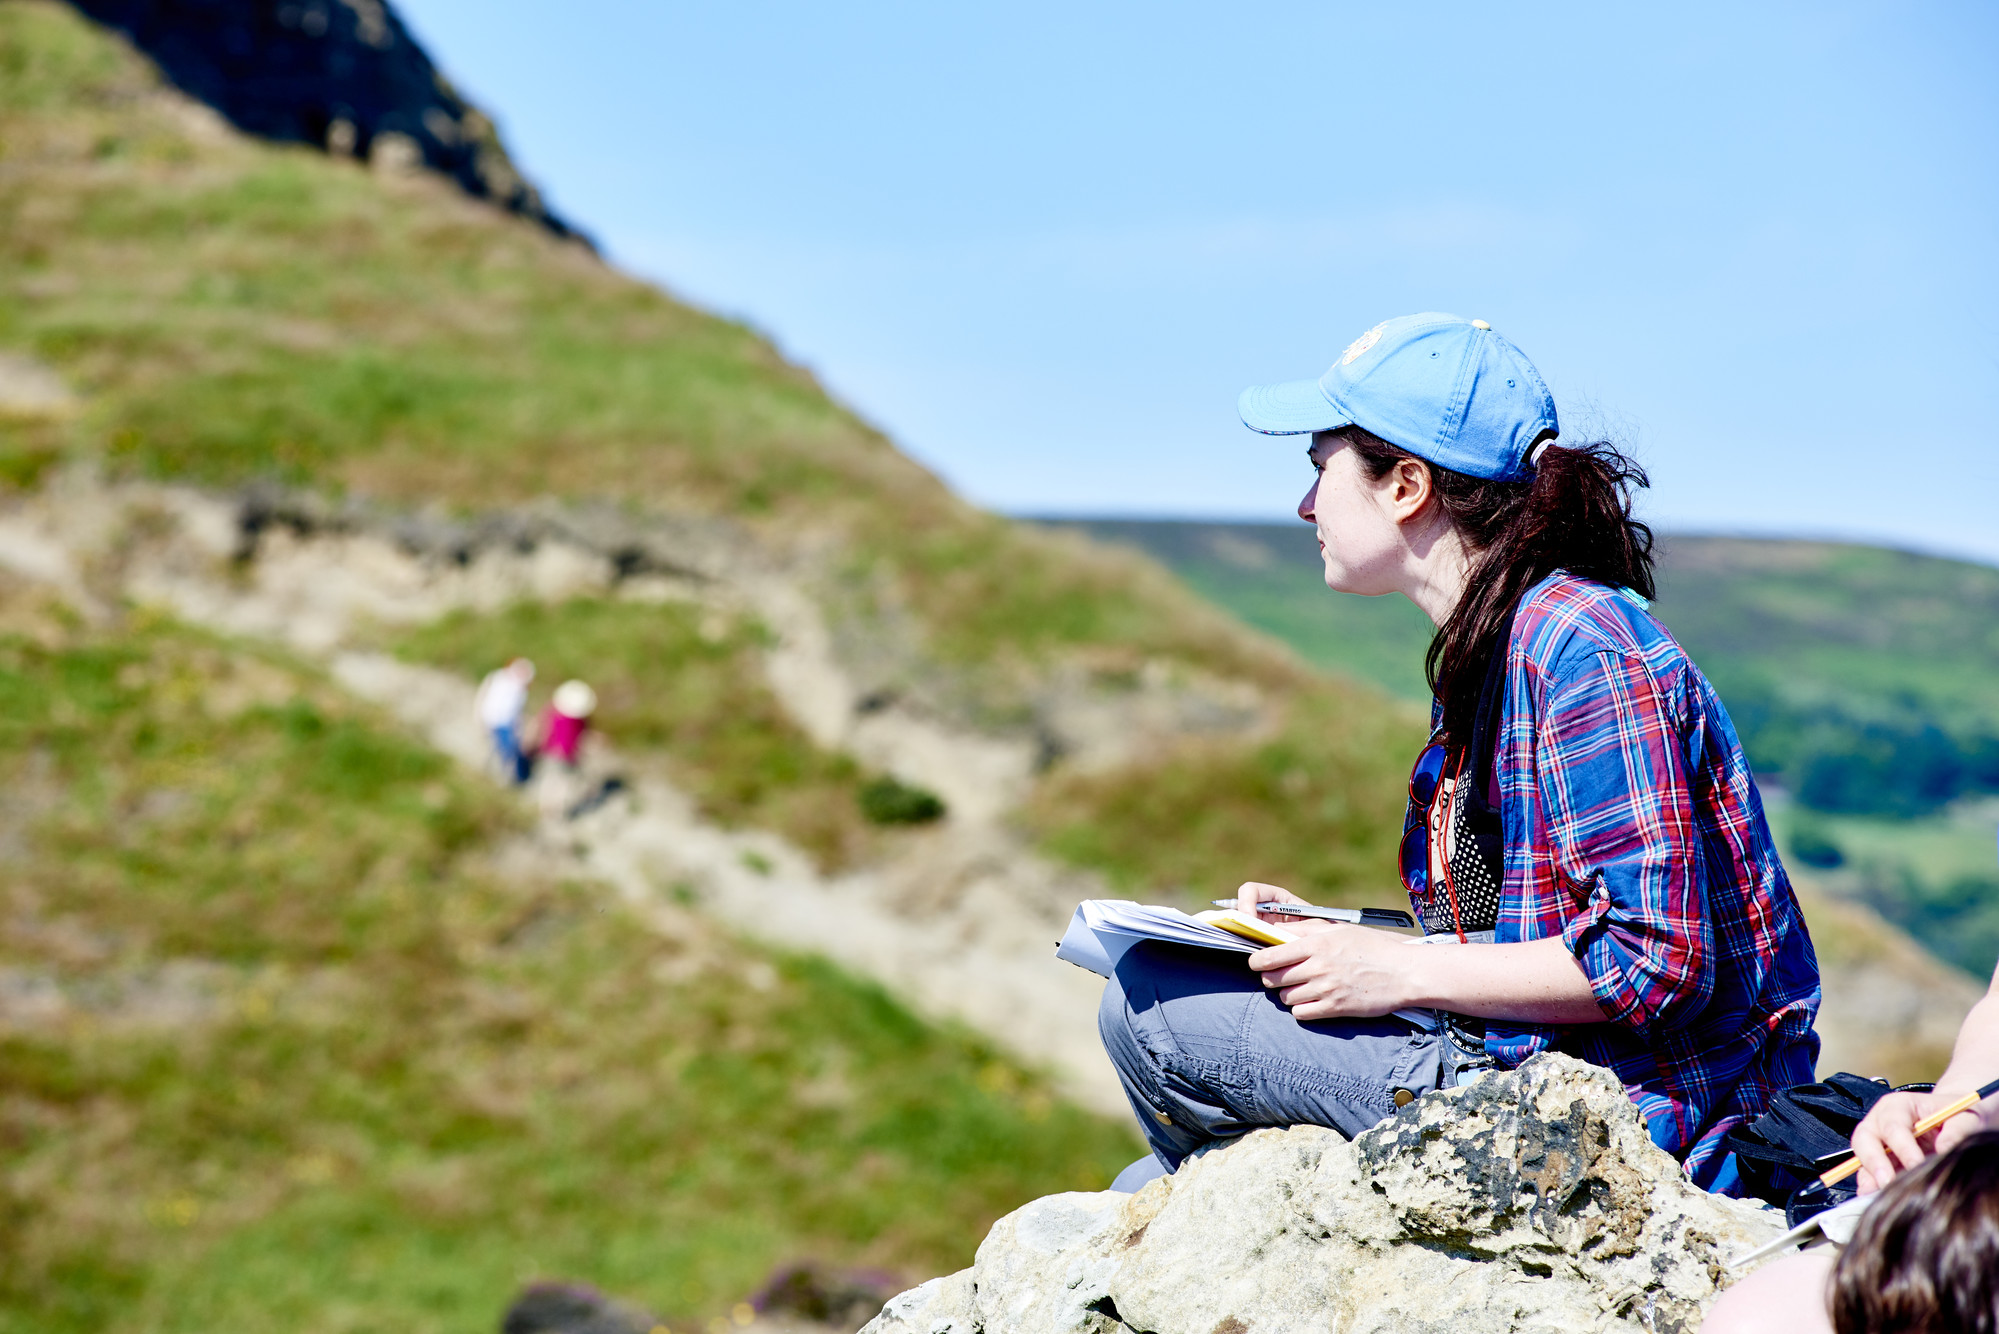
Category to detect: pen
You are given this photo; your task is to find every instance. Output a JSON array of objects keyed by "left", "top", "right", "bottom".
[
  {"left": 1210, "top": 901, "right": 1416, "bottom": 929},
  {"left": 1817, "top": 1075, "right": 1999, "bottom": 1187}
]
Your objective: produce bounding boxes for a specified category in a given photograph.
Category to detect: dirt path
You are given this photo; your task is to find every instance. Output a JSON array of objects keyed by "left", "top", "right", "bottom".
[
  {"left": 333, "top": 647, "right": 1121, "bottom": 1112},
  {"left": 0, "top": 477, "right": 1130, "bottom": 1115}
]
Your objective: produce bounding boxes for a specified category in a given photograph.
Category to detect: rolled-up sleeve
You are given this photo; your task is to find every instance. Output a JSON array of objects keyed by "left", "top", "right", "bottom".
[{"left": 1535, "top": 650, "right": 1712, "bottom": 1035}]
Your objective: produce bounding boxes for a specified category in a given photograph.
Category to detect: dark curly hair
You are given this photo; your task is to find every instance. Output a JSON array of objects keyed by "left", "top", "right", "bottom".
[
  {"left": 1829, "top": 1128, "right": 1999, "bottom": 1334},
  {"left": 1339, "top": 426, "right": 1655, "bottom": 739}
]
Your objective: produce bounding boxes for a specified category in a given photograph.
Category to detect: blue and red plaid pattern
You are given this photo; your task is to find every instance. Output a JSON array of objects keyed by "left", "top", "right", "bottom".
[{"left": 1417, "top": 572, "right": 1821, "bottom": 1187}]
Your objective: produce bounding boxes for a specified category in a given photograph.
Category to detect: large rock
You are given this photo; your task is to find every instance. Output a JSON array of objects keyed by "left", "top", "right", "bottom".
[{"left": 863, "top": 1054, "right": 1786, "bottom": 1334}]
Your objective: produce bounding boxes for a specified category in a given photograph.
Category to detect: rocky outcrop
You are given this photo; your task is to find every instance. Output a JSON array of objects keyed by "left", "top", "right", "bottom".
[
  {"left": 65, "top": 0, "right": 588, "bottom": 242},
  {"left": 865, "top": 1055, "right": 1786, "bottom": 1334}
]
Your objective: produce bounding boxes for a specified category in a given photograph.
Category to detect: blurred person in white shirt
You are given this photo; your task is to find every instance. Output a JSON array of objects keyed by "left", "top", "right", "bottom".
[{"left": 474, "top": 657, "right": 535, "bottom": 784}]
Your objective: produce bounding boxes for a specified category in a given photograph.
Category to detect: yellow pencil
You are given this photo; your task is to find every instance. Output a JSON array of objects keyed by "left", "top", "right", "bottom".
[{"left": 1819, "top": 1076, "right": 1999, "bottom": 1187}]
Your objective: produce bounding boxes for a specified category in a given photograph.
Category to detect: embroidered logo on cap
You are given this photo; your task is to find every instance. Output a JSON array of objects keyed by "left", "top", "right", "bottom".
[{"left": 1340, "top": 323, "right": 1386, "bottom": 366}]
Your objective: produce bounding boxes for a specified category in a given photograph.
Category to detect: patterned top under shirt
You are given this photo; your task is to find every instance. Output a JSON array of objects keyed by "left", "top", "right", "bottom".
[{"left": 1417, "top": 765, "right": 1502, "bottom": 937}]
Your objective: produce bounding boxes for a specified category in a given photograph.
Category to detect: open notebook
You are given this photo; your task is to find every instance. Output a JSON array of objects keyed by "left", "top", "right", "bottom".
[
  {"left": 1057, "top": 901, "right": 1447, "bottom": 1034},
  {"left": 1055, "top": 900, "right": 1294, "bottom": 979}
]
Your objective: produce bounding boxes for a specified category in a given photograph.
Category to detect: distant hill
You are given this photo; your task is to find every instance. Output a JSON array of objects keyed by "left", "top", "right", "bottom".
[
  {"left": 1043, "top": 519, "right": 1436, "bottom": 702},
  {"left": 1047, "top": 518, "right": 1999, "bottom": 977}
]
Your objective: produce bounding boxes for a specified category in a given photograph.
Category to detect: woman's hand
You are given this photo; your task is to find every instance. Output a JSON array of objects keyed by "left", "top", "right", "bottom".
[
  {"left": 1851, "top": 1087, "right": 1999, "bottom": 1193},
  {"left": 1247, "top": 926, "right": 1415, "bottom": 1020},
  {"left": 1849, "top": 976, "right": 1999, "bottom": 1192},
  {"left": 1231, "top": 883, "right": 1608, "bottom": 1026},
  {"left": 1234, "top": 881, "right": 1316, "bottom": 923}
]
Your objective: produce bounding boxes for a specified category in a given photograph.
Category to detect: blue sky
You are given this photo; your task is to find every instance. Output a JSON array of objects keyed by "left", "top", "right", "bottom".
[{"left": 396, "top": 1, "right": 1998, "bottom": 560}]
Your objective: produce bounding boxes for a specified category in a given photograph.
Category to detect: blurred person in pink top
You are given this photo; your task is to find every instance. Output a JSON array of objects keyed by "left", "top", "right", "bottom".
[
  {"left": 538, "top": 679, "right": 596, "bottom": 769},
  {"left": 532, "top": 680, "right": 597, "bottom": 818}
]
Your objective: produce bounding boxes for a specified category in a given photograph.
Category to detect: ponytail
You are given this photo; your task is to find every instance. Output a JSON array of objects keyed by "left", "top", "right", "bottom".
[{"left": 1344, "top": 428, "right": 1655, "bottom": 741}]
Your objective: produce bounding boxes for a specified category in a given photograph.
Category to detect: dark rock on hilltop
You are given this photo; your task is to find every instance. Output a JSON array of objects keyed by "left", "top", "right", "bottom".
[
  {"left": 753, "top": 1262, "right": 903, "bottom": 1331},
  {"left": 501, "top": 1282, "right": 657, "bottom": 1334},
  {"left": 66, "top": 0, "right": 590, "bottom": 243}
]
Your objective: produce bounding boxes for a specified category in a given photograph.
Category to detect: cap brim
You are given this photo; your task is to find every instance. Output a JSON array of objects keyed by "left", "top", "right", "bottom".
[{"left": 1237, "top": 378, "right": 1354, "bottom": 435}]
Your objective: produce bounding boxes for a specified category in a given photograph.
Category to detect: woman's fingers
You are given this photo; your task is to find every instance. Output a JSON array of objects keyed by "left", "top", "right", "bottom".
[
  {"left": 1246, "top": 939, "right": 1313, "bottom": 974},
  {"left": 1237, "top": 881, "right": 1306, "bottom": 916},
  {"left": 1248, "top": 939, "right": 1335, "bottom": 1007},
  {"left": 1248, "top": 933, "right": 1371, "bottom": 1014},
  {"left": 1246, "top": 928, "right": 1408, "bottom": 1019},
  {"left": 1288, "top": 996, "right": 1342, "bottom": 1021},
  {"left": 1880, "top": 1117, "right": 1929, "bottom": 1174},
  {"left": 1253, "top": 959, "right": 1318, "bottom": 991},
  {"left": 1276, "top": 979, "right": 1325, "bottom": 1006},
  {"left": 1852, "top": 1092, "right": 1940, "bottom": 1191}
]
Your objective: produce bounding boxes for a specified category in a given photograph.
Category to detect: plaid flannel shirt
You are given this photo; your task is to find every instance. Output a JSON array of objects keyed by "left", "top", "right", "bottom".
[{"left": 1427, "top": 571, "right": 1821, "bottom": 1187}]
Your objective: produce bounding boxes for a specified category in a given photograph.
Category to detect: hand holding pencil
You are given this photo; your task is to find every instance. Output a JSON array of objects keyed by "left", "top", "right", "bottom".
[{"left": 1822, "top": 1075, "right": 1999, "bottom": 1189}]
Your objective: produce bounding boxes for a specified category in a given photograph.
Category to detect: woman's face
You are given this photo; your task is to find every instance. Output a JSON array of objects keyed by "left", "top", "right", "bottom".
[{"left": 1298, "top": 431, "right": 1412, "bottom": 596}]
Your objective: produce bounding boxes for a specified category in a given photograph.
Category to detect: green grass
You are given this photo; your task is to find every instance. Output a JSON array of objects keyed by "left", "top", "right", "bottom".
[
  {"left": 389, "top": 597, "right": 886, "bottom": 870},
  {"left": 0, "top": 584, "right": 1136, "bottom": 1333}
]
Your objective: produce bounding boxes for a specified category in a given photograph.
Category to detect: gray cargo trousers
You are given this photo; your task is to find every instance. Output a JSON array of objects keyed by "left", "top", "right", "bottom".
[{"left": 1098, "top": 940, "right": 1492, "bottom": 1191}]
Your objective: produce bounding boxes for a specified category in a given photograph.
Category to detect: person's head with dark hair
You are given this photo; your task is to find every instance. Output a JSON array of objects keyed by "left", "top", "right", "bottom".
[
  {"left": 1830, "top": 1129, "right": 1999, "bottom": 1334},
  {"left": 1339, "top": 427, "right": 1652, "bottom": 738},
  {"left": 1239, "top": 312, "right": 1653, "bottom": 736}
]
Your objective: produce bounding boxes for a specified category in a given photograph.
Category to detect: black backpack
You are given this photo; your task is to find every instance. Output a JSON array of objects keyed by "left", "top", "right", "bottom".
[{"left": 1722, "top": 1073, "right": 1934, "bottom": 1225}]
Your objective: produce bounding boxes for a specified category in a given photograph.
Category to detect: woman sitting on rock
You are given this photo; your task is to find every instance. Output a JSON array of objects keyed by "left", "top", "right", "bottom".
[{"left": 1099, "top": 312, "right": 1821, "bottom": 1196}]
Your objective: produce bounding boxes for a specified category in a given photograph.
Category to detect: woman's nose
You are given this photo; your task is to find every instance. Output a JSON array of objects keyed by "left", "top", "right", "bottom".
[{"left": 1297, "top": 480, "right": 1318, "bottom": 522}]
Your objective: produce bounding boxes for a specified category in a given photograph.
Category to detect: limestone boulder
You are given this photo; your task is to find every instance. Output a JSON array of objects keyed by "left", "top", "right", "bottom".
[{"left": 863, "top": 1053, "right": 1786, "bottom": 1334}]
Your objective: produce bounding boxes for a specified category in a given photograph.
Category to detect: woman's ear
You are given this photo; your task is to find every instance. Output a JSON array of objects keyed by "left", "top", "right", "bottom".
[{"left": 1386, "top": 457, "right": 1437, "bottom": 525}]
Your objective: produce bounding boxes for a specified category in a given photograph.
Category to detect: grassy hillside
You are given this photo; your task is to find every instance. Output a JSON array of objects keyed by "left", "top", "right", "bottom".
[
  {"left": 0, "top": 574, "right": 1134, "bottom": 1333},
  {"left": 0, "top": 7, "right": 1428, "bottom": 1324},
  {"left": 0, "top": 0, "right": 1421, "bottom": 913},
  {"left": 1026, "top": 686, "right": 1417, "bottom": 902},
  {"left": 0, "top": 0, "right": 1280, "bottom": 691},
  {"left": 1055, "top": 519, "right": 1999, "bottom": 975},
  {"left": 1782, "top": 800, "right": 1999, "bottom": 980}
]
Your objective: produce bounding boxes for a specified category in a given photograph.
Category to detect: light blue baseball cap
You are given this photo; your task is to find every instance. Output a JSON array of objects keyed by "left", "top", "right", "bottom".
[{"left": 1237, "top": 312, "right": 1558, "bottom": 482}]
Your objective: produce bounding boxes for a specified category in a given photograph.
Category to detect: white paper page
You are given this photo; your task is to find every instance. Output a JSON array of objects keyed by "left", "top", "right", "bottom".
[{"left": 1055, "top": 900, "right": 1257, "bottom": 977}]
